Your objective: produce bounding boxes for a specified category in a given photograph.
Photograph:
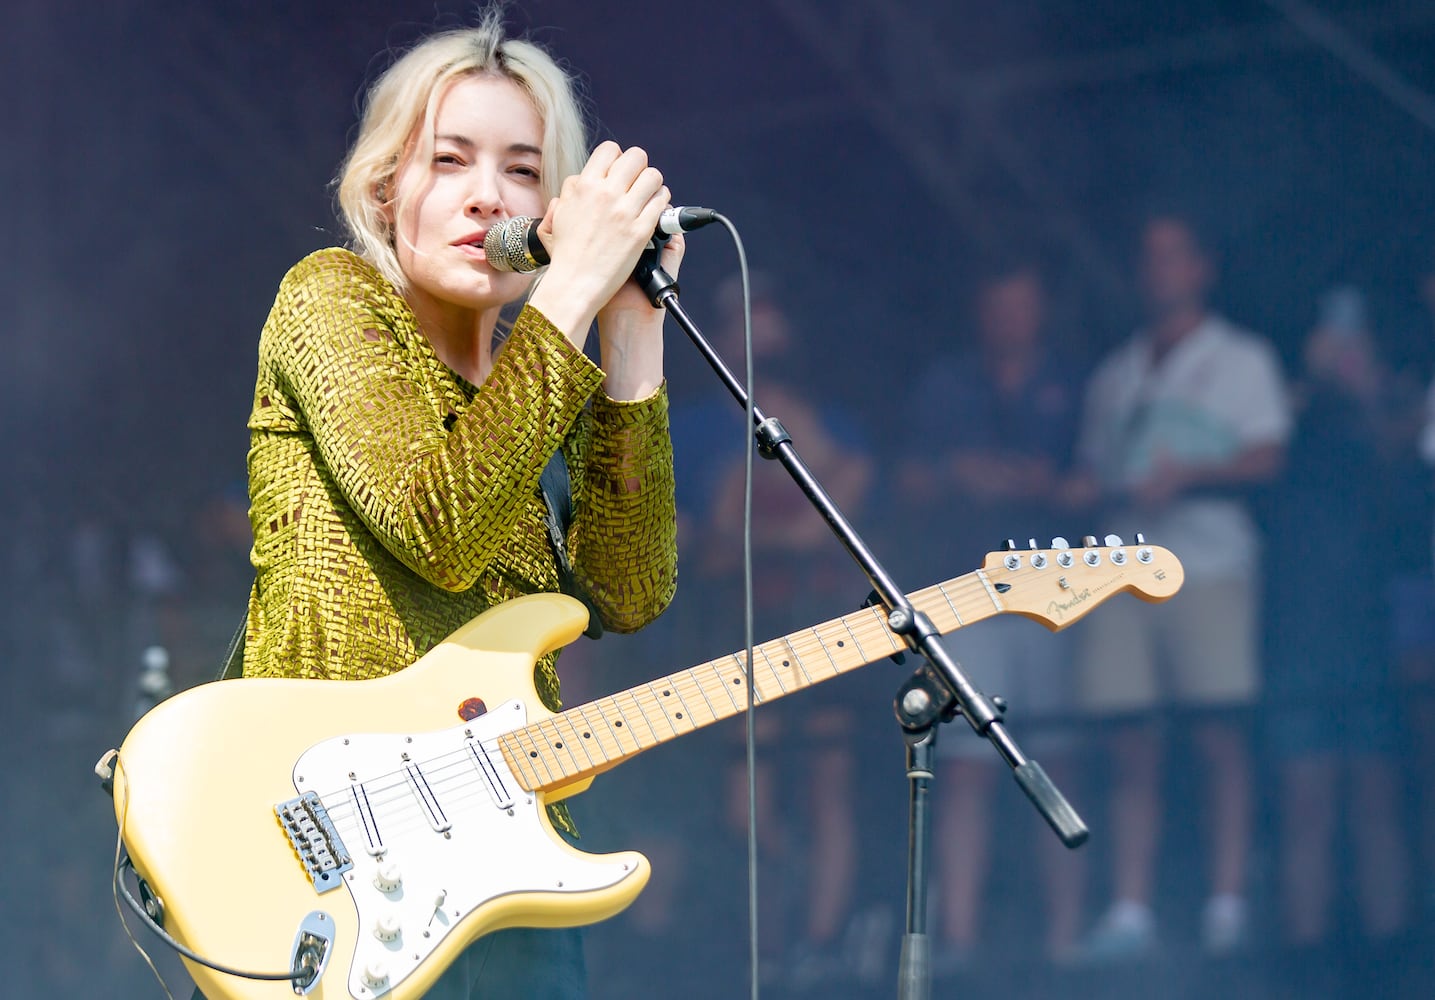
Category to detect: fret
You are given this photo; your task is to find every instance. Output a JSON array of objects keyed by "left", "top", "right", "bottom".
[
  {"left": 596, "top": 696, "right": 638, "bottom": 754},
  {"left": 533, "top": 720, "right": 570, "bottom": 783},
  {"left": 652, "top": 681, "right": 697, "bottom": 734},
  {"left": 756, "top": 645, "right": 788, "bottom": 700},
  {"left": 541, "top": 716, "right": 584, "bottom": 779},
  {"left": 934, "top": 580, "right": 964, "bottom": 626},
  {"left": 572, "top": 703, "right": 618, "bottom": 760},
  {"left": 772, "top": 633, "right": 811, "bottom": 691},
  {"left": 711, "top": 658, "right": 746, "bottom": 712},
  {"left": 560, "top": 709, "right": 600, "bottom": 769},
  {"left": 507, "top": 725, "right": 553, "bottom": 787},
  {"left": 838, "top": 616, "right": 868, "bottom": 664},
  {"left": 976, "top": 570, "right": 1004, "bottom": 613},
  {"left": 514, "top": 569, "right": 988, "bottom": 793},
  {"left": 807, "top": 626, "right": 841, "bottom": 677},
  {"left": 643, "top": 681, "right": 681, "bottom": 738},
  {"left": 725, "top": 652, "right": 764, "bottom": 705},
  {"left": 717, "top": 654, "right": 756, "bottom": 708},
  {"left": 683, "top": 666, "right": 721, "bottom": 725},
  {"left": 622, "top": 689, "right": 660, "bottom": 748}
]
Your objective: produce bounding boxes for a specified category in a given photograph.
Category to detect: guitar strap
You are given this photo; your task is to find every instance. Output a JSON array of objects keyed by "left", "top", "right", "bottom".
[{"left": 538, "top": 448, "right": 605, "bottom": 640}]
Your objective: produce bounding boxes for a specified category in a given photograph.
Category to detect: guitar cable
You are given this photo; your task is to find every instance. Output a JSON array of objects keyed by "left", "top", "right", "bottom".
[
  {"left": 105, "top": 225, "right": 766, "bottom": 1000},
  {"left": 109, "top": 754, "right": 317, "bottom": 994}
]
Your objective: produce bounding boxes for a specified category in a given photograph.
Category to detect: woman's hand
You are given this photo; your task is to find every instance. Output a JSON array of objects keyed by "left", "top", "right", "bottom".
[
  {"left": 594, "top": 232, "right": 683, "bottom": 400},
  {"left": 524, "top": 141, "right": 669, "bottom": 353}
]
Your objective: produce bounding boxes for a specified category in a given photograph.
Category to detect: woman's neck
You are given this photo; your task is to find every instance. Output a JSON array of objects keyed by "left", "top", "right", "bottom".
[{"left": 408, "top": 291, "right": 500, "bottom": 385}]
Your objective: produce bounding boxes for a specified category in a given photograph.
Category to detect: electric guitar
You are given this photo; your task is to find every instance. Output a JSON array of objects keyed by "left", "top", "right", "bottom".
[{"left": 110, "top": 538, "right": 1182, "bottom": 999}]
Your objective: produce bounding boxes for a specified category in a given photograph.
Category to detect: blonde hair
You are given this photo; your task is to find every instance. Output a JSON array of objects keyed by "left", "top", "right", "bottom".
[{"left": 336, "top": 11, "right": 590, "bottom": 292}]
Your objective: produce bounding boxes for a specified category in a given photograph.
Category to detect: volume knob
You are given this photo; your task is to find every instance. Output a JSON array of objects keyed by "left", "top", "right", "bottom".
[
  {"left": 373, "top": 860, "right": 402, "bottom": 892},
  {"left": 362, "top": 959, "right": 389, "bottom": 988},
  {"left": 373, "top": 912, "right": 401, "bottom": 942}
]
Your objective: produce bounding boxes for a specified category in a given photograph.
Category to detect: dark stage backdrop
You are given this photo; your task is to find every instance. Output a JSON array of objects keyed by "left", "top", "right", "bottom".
[{"left": 3, "top": 2, "right": 1434, "bottom": 997}]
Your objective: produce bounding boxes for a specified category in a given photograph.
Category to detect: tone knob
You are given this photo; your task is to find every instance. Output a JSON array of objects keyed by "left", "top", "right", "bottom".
[
  {"left": 373, "top": 860, "right": 402, "bottom": 892},
  {"left": 373, "top": 912, "right": 401, "bottom": 942},
  {"left": 362, "top": 959, "right": 389, "bottom": 988}
]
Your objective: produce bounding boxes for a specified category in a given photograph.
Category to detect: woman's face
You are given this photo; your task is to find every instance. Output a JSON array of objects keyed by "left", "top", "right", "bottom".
[{"left": 392, "top": 74, "right": 547, "bottom": 318}]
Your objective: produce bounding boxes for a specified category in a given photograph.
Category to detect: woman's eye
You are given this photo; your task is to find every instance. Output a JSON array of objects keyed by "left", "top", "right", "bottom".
[
  {"left": 511, "top": 165, "right": 540, "bottom": 180},
  {"left": 432, "top": 153, "right": 463, "bottom": 167}
]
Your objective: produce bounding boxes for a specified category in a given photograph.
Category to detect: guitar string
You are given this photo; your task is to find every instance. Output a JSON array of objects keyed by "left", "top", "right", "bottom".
[
  {"left": 311, "top": 572, "right": 1013, "bottom": 811},
  {"left": 307, "top": 556, "right": 1131, "bottom": 821},
  {"left": 308, "top": 573, "right": 1012, "bottom": 820},
  {"left": 306, "top": 554, "right": 1154, "bottom": 867},
  {"left": 305, "top": 553, "right": 1142, "bottom": 843}
]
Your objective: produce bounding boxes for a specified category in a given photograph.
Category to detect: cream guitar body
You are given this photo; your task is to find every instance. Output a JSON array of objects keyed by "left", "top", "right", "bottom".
[
  {"left": 112, "top": 540, "right": 1183, "bottom": 998},
  {"left": 114, "top": 595, "right": 642, "bottom": 1000}
]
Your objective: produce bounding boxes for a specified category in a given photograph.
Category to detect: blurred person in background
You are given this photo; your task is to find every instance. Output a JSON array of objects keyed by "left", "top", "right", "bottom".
[
  {"left": 1068, "top": 212, "right": 1290, "bottom": 959},
  {"left": 1265, "top": 286, "right": 1411, "bottom": 949},
  {"left": 1413, "top": 256, "right": 1435, "bottom": 915},
  {"left": 678, "top": 277, "right": 881, "bottom": 989},
  {"left": 899, "top": 256, "right": 1086, "bottom": 968}
]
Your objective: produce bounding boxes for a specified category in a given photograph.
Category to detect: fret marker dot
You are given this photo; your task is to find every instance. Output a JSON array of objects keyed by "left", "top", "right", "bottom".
[
  {"left": 663, "top": 690, "right": 671, "bottom": 696},
  {"left": 583, "top": 732, "right": 591, "bottom": 739},
  {"left": 837, "top": 640, "right": 845, "bottom": 647},
  {"left": 675, "top": 712, "right": 684, "bottom": 719},
  {"left": 555, "top": 742, "right": 563, "bottom": 749},
  {"left": 614, "top": 720, "right": 623, "bottom": 727},
  {"left": 782, "top": 660, "right": 790, "bottom": 667},
  {"left": 529, "top": 751, "right": 538, "bottom": 758},
  {"left": 732, "top": 678, "right": 742, "bottom": 685}
]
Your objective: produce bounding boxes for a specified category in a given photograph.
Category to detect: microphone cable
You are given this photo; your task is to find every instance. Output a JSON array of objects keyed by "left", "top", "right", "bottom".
[{"left": 708, "top": 213, "right": 762, "bottom": 1000}]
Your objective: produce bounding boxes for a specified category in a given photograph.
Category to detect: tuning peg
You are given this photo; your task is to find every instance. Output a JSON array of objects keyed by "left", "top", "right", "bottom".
[
  {"left": 1028, "top": 538, "right": 1039, "bottom": 550},
  {"left": 1082, "top": 535, "right": 1100, "bottom": 548},
  {"left": 1051, "top": 536, "right": 1069, "bottom": 550},
  {"left": 1134, "top": 532, "right": 1146, "bottom": 545},
  {"left": 1002, "top": 539, "right": 1018, "bottom": 551},
  {"left": 1104, "top": 533, "right": 1124, "bottom": 547}
]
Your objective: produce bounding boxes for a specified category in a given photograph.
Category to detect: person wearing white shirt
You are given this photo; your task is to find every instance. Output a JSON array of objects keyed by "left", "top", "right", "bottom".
[{"left": 1068, "top": 214, "right": 1290, "bottom": 959}]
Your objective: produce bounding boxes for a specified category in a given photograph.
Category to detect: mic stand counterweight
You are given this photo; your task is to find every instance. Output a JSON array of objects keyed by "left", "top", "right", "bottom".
[{"left": 634, "top": 248, "right": 1087, "bottom": 998}]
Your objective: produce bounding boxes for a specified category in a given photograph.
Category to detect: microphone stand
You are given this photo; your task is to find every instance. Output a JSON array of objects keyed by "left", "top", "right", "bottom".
[{"left": 634, "top": 250, "right": 1089, "bottom": 1000}]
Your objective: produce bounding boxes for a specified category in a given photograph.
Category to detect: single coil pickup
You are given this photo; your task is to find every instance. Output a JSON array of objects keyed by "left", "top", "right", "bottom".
[
  {"left": 349, "top": 781, "right": 384, "bottom": 856},
  {"left": 275, "top": 791, "right": 353, "bottom": 894},
  {"left": 404, "top": 762, "right": 452, "bottom": 833},
  {"left": 468, "top": 741, "right": 514, "bottom": 809}
]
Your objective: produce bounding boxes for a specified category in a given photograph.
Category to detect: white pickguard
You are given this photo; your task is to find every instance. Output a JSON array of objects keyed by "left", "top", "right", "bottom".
[{"left": 290, "top": 699, "right": 635, "bottom": 998}]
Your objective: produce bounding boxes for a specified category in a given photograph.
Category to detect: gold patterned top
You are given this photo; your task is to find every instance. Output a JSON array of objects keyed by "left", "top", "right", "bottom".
[{"left": 244, "top": 247, "right": 677, "bottom": 717}]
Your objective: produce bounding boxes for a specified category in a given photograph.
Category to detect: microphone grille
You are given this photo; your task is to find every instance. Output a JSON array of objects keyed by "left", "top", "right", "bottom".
[{"left": 483, "top": 217, "right": 541, "bottom": 273}]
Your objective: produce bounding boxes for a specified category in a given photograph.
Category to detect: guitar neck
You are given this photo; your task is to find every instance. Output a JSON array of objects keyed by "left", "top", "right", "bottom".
[{"left": 499, "top": 569, "right": 1007, "bottom": 793}]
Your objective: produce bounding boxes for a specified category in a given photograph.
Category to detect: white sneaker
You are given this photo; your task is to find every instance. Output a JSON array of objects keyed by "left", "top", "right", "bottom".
[
  {"left": 1077, "top": 900, "right": 1158, "bottom": 963},
  {"left": 1202, "top": 894, "right": 1249, "bottom": 955}
]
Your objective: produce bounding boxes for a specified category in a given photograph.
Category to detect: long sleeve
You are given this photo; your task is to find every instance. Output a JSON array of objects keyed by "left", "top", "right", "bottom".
[
  {"left": 254, "top": 249, "right": 604, "bottom": 592},
  {"left": 568, "top": 389, "right": 678, "bottom": 632}
]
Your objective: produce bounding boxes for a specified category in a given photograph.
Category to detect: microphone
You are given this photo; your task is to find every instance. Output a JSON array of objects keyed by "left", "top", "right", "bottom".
[{"left": 483, "top": 206, "right": 717, "bottom": 273}]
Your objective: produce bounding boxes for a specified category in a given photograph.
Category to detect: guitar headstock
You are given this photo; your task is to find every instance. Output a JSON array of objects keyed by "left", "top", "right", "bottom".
[{"left": 982, "top": 534, "right": 1184, "bottom": 631}]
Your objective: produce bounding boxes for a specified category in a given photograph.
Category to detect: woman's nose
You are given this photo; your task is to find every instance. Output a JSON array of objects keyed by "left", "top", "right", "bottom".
[{"left": 465, "top": 173, "right": 503, "bottom": 218}]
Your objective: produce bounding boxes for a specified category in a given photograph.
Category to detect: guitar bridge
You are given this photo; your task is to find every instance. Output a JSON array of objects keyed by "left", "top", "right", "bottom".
[{"left": 276, "top": 791, "right": 353, "bottom": 893}]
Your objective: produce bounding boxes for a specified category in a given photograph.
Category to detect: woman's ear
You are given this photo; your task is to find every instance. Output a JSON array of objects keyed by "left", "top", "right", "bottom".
[{"left": 376, "top": 181, "right": 395, "bottom": 224}]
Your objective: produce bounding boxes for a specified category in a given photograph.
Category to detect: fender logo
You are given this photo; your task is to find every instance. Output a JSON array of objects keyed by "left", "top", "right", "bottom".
[{"left": 1046, "top": 587, "right": 1093, "bottom": 622}]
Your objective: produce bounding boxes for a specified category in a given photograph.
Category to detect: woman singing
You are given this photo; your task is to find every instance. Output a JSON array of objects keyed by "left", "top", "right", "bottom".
[{"left": 238, "top": 14, "right": 678, "bottom": 998}]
